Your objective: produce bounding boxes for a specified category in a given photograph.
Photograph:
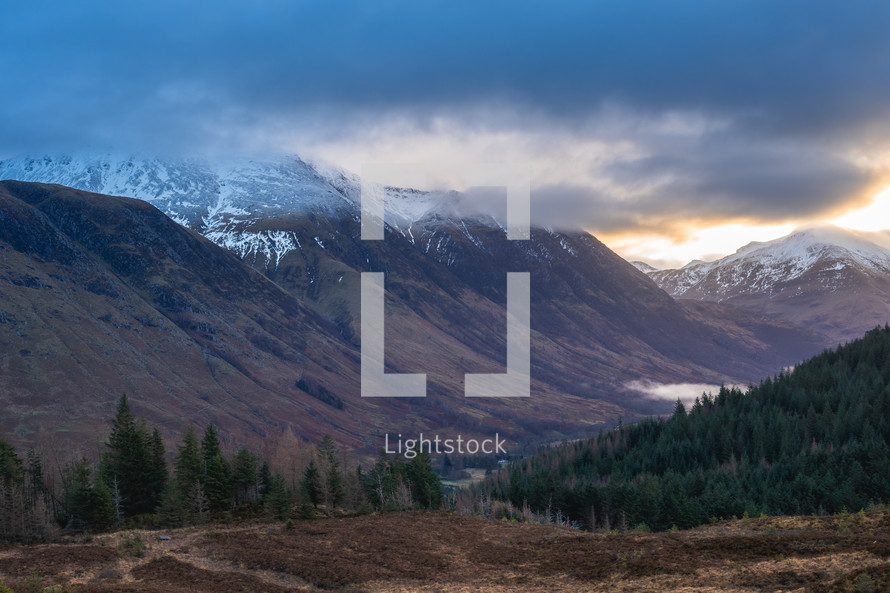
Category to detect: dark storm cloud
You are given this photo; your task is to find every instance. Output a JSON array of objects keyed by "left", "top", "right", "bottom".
[
  {"left": 530, "top": 129, "right": 872, "bottom": 235},
  {"left": 601, "top": 136, "right": 871, "bottom": 222},
  {"left": 4, "top": 0, "right": 890, "bottom": 144},
  {"left": 1, "top": 0, "right": 888, "bottom": 229}
]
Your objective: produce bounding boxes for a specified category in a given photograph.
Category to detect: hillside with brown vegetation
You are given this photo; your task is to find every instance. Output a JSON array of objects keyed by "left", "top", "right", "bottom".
[
  {"left": 0, "top": 179, "right": 823, "bottom": 455},
  {"left": 0, "top": 510, "right": 889, "bottom": 592}
]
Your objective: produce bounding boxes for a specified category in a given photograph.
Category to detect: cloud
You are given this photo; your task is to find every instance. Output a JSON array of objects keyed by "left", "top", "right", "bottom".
[
  {"left": 5, "top": 0, "right": 890, "bottom": 146},
  {"left": 590, "top": 132, "right": 874, "bottom": 231},
  {"left": 624, "top": 380, "right": 735, "bottom": 408},
  {"left": 2, "top": 0, "right": 890, "bottom": 246}
]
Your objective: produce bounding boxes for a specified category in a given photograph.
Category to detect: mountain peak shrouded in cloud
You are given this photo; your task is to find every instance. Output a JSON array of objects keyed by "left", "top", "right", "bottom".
[
  {"left": 3, "top": 1, "right": 890, "bottom": 262},
  {"left": 0, "top": 152, "right": 509, "bottom": 236}
]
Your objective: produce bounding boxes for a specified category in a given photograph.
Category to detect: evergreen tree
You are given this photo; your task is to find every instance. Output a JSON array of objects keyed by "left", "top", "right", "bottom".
[
  {"left": 101, "top": 394, "right": 154, "bottom": 515},
  {"left": 361, "top": 451, "right": 401, "bottom": 510},
  {"left": 231, "top": 447, "right": 259, "bottom": 506},
  {"left": 406, "top": 451, "right": 443, "bottom": 509},
  {"left": 62, "top": 458, "right": 93, "bottom": 531},
  {"left": 200, "top": 423, "right": 231, "bottom": 511},
  {"left": 301, "top": 458, "right": 322, "bottom": 507},
  {"left": 175, "top": 425, "right": 203, "bottom": 495},
  {"left": 0, "top": 439, "right": 22, "bottom": 482},
  {"left": 0, "top": 439, "right": 53, "bottom": 543},
  {"left": 201, "top": 424, "right": 223, "bottom": 470},
  {"left": 470, "top": 326, "right": 890, "bottom": 532},
  {"left": 204, "top": 453, "right": 232, "bottom": 512},
  {"left": 0, "top": 439, "right": 27, "bottom": 541},
  {"left": 90, "top": 479, "right": 116, "bottom": 531},
  {"left": 264, "top": 472, "right": 290, "bottom": 520},
  {"left": 258, "top": 461, "right": 273, "bottom": 500},
  {"left": 156, "top": 483, "right": 186, "bottom": 528},
  {"left": 296, "top": 482, "right": 316, "bottom": 519},
  {"left": 317, "top": 434, "right": 344, "bottom": 513},
  {"left": 147, "top": 428, "right": 168, "bottom": 509},
  {"left": 62, "top": 458, "right": 113, "bottom": 532}
]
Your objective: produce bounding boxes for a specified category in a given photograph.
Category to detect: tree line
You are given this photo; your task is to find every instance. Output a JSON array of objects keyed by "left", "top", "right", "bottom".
[
  {"left": 0, "top": 395, "right": 443, "bottom": 541},
  {"left": 466, "top": 326, "right": 890, "bottom": 531}
]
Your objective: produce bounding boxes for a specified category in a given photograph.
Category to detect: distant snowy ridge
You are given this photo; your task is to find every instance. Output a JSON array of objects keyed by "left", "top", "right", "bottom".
[
  {"left": 649, "top": 224, "right": 890, "bottom": 300},
  {"left": 631, "top": 261, "right": 659, "bottom": 274}
]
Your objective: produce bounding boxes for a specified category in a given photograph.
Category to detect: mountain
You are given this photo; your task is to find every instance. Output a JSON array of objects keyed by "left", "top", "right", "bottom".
[
  {"left": 630, "top": 260, "right": 659, "bottom": 273},
  {"left": 0, "top": 155, "right": 825, "bottom": 451},
  {"left": 0, "top": 180, "right": 372, "bottom": 450},
  {"left": 647, "top": 224, "right": 890, "bottom": 343}
]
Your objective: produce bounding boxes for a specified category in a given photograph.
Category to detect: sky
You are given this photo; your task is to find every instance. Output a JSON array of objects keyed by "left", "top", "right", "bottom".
[{"left": 3, "top": 1, "right": 890, "bottom": 267}]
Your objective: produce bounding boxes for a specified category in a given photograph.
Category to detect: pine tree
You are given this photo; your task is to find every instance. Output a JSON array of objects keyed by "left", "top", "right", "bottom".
[
  {"left": 175, "top": 426, "right": 203, "bottom": 495},
  {"left": 0, "top": 439, "right": 22, "bottom": 482},
  {"left": 147, "top": 428, "right": 168, "bottom": 510},
  {"left": 264, "top": 472, "right": 290, "bottom": 520},
  {"left": 296, "top": 482, "right": 316, "bottom": 519},
  {"left": 90, "top": 479, "right": 116, "bottom": 531},
  {"left": 258, "top": 461, "right": 273, "bottom": 500},
  {"left": 0, "top": 438, "right": 26, "bottom": 541},
  {"left": 231, "top": 447, "right": 259, "bottom": 506},
  {"left": 156, "top": 484, "right": 186, "bottom": 528},
  {"left": 301, "top": 458, "right": 322, "bottom": 507},
  {"left": 406, "top": 451, "right": 443, "bottom": 509},
  {"left": 199, "top": 423, "right": 231, "bottom": 511},
  {"left": 201, "top": 424, "right": 223, "bottom": 470},
  {"left": 316, "top": 434, "right": 344, "bottom": 513},
  {"left": 62, "top": 458, "right": 115, "bottom": 532},
  {"left": 0, "top": 440, "right": 53, "bottom": 543},
  {"left": 361, "top": 451, "right": 402, "bottom": 510},
  {"left": 101, "top": 394, "right": 154, "bottom": 516},
  {"left": 204, "top": 453, "right": 232, "bottom": 512}
]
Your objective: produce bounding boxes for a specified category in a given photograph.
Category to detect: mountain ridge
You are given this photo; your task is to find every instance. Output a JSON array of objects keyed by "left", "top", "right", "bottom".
[
  {"left": 0, "top": 155, "right": 828, "bottom": 451},
  {"left": 647, "top": 224, "right": 890, "bottom": 343}
]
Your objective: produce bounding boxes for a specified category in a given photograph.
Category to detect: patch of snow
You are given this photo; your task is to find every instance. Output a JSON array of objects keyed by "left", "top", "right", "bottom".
[{"left": 648, "top": 223, "right": 890, "bottom": 299}]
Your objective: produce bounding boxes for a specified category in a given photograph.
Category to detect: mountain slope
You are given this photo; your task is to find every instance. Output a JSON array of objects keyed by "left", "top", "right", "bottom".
[
  {"left": 0, "top": 155, "right": 827, "bottom": 449},
  {"left": 648, "top": 225, "right": 890, "bottom": 343},
  {"left": 0, "top": 181, "right": 645, "bottom": 450},
  {"left": 0, "top": 181, "right": 379, "bottom": 450}
]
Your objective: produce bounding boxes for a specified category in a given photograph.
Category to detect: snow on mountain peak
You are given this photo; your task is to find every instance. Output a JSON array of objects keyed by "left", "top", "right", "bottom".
[
  {"left": 647, "top": 224, "right": 890, "bottom": 301},
  {"left": 0, "top": 152, "right": 358, "bottom": 228},
  {"left": 716, "top": 223, "right": 890, "bottom": 274},
  {"left": 0, "top": 152, "right": 472, "bottom": 232},
  {"left": 0, "top": 151, "right": 502, "bottom": 268}
]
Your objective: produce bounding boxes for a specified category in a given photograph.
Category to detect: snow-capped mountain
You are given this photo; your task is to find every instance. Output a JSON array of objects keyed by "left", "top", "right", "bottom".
[
  {"left": 0, "top": 153, "right": 357, "bottom": 226},
  {"left": 0, "top": 153, "right": 480, "bottom": 272},
  {"left": 630, "top": 261, "right": 659, "bottom": 274},
  {"left": 647, "top": 224, "right": 890, "bottom": 342},
  {"left": 0, "top": 153, "right": 825, "bottom": 433}
]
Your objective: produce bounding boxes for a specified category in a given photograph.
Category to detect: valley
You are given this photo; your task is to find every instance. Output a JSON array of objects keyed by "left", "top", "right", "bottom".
[{"left": 0, "top": 163, "right": 825, "bottom": 452}]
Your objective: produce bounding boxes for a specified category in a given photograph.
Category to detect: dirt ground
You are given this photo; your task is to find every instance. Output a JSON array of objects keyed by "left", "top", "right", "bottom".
[{"left": 1, "top": 510, "right": 889, "bottom": 592}]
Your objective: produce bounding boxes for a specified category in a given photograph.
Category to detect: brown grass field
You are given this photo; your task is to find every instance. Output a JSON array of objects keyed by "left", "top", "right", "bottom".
[{"left": 1, "top": 510, "right": 889, "bottom": 592}]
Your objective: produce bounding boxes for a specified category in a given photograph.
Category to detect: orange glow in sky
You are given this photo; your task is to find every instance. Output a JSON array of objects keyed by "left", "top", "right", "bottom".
[
  {"left": 831, "top": 185, "right": 890, "bottom": 232},
  {"left": 608, "top": 185, "right": 890, "bottom": 270}
]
